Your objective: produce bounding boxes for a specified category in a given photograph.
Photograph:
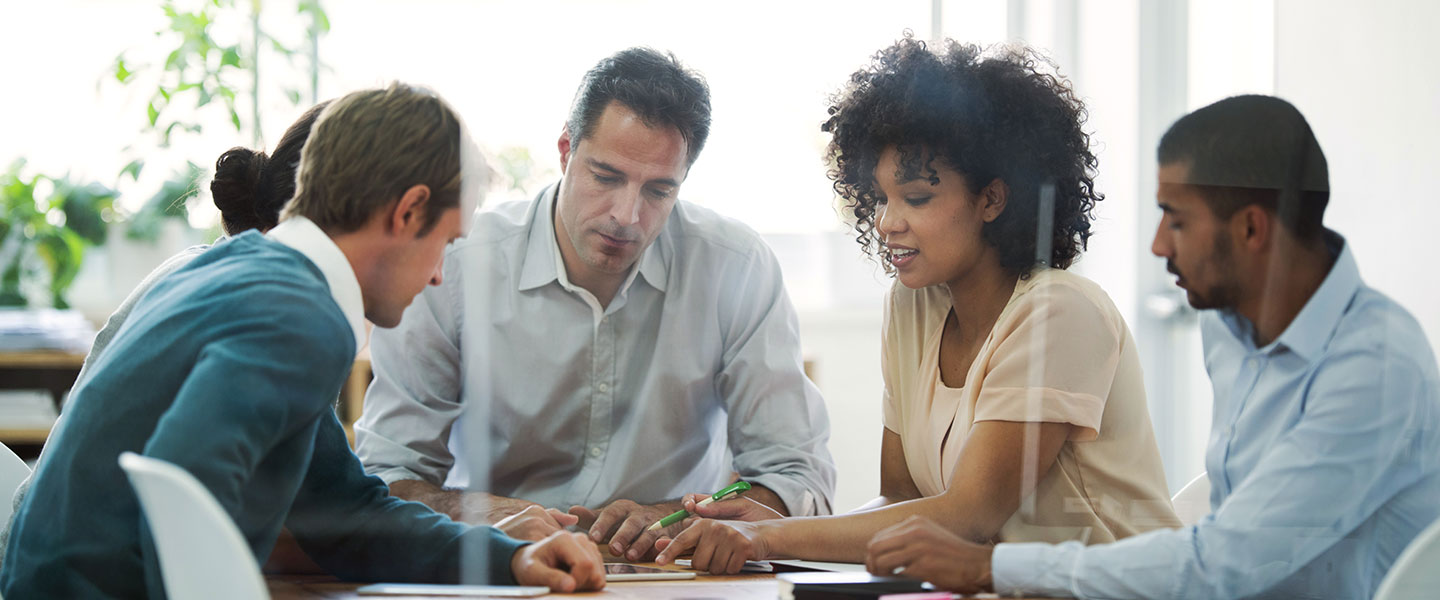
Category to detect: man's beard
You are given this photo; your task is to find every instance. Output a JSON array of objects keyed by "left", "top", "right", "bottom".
[{"left": 1173, "top": 230, "right": 1240, "bottom": 310}]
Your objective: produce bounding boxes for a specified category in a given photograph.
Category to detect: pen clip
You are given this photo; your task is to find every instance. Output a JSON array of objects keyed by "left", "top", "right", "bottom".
[{"left": 711, "top": 481, "right": 752, "bottom": 502}]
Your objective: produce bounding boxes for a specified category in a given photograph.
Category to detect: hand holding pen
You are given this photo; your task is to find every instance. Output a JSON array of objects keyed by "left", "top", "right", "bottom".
[{"left": 646, "top": 481, "right": 754, "bottom": 531}]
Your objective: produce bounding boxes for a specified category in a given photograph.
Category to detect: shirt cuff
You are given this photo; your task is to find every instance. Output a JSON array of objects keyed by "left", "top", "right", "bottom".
[
  {"left": 370, "top": 466, "right": 429, "bottom": 487},
  {"left": 742, "top": 473, "right": 825, "bottom": 516},
  {"left": 992, "top": 542, "right": 1082, "bottom": 598}
]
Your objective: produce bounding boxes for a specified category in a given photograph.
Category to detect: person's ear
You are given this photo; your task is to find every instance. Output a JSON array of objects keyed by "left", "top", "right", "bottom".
[
  {"left": 558, "top": 126, "right": 574, "bottom": 174},
  {"left": 1235, "top": 205, "right": 1271, "bottom": 252},
  {"left": 390, "top": 184, "right": 432, "bottom": 236},
  {"left": 980, "top": 179, "right": 1009, "bottom": 223}
]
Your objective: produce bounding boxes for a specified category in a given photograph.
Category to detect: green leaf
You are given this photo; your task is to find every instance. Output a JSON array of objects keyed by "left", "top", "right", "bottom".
[
  {"left": 220, "top": 46, "right": 241, "bottom": 68},
  {"left": 37, "top": 228, "right": 88, "bottom": 308},
  {"left": 229, "top": 110, "right": 242, "bottom": 131},
  {"left": 146, "top": 101, "right": 159, "bottom": 126},
  {"left": 164, "top": 48, "right": 183, "bottom": 71},
  {"left": 114, "top": 56, "right": 134, "bottom": 83},
  {"left": 120, "top": 159, "right": 145, "bottom": 182},
  {"left": 59, "top": 181, "right": 116, "bottom": 245},
  {"left": 270, "top": 38, "right": 295, "bottom": 57},
  {"left": 285, "top": 88, "right": 301, "bottom": 104}
]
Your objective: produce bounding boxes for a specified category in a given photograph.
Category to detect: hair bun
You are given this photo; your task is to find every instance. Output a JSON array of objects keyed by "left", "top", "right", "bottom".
[{"left": 211, "top": 147, "right": 270, "bottom": 231}]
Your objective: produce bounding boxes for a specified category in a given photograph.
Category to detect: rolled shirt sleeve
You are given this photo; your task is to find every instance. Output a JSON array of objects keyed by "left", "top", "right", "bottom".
[
  {"left": 354, "top": 272, "right": 465, "bottom": 486},
  {"left": 714, "top": 244, "right": 837, "bottom": 517}
]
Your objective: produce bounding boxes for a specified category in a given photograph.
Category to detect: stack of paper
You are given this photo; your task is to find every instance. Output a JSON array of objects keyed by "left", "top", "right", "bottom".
[
  {"left": 0, "top": 309, "right": 95, "bottom": 353},
  {"left": 0, "top": 389, "right": 60, "bottom": 429}
]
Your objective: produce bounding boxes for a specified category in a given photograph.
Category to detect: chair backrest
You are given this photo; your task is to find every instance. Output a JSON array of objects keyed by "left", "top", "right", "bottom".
[
  {"left": 118, "top": 452, "right": 269, "bottom": 600},
  {"left": 1171, "top": 472, "right": 1211, "bottom": 527},
  {"left": 0, "top": 443, "right": 32, "bottom": 527},
  {"left": 1375, "top": 516, "right": 1440, "bottom": 600}
]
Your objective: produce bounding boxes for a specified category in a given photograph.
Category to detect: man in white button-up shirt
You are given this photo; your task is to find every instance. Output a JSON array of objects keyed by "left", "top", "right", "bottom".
[{"left": 355, "top": 48, "right": 836, "bottom": 563}]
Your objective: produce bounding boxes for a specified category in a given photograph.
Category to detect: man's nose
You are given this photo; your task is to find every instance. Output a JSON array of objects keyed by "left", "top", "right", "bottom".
[{"left": 612, "top": 189, "right": 642, "bottom": 226}]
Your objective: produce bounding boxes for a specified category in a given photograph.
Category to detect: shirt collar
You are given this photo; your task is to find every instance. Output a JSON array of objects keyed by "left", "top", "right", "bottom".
[
  {"left": 516, "top": 182, "right": 669, "bottom": 294},
  {"left": 1271, "top": 231, "right": 1360, "bottom": 360},
  {"left": 266, "top": 216, "right": 368, "bottom": 352},
  {"left": 1221, "top": 230, "right": 1360, "bottom": 361}
]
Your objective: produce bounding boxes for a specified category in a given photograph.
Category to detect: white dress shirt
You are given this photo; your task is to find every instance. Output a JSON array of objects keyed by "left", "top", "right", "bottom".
[
  {"left": 355, "top": 184, "right": 836, "bottom": 515},
  {"left": 266, "top": 216, "right": 367, "bottom": 351}
]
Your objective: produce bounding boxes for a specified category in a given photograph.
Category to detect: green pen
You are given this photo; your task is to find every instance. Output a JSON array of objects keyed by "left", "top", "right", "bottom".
[{"left": 645, "top": 481, "right": 752, "bottom": 531}]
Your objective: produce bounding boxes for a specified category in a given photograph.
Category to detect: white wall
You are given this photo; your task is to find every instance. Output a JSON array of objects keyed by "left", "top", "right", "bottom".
[{"left": 1275, "top": 0, "right": 1440, "bottom": 349}]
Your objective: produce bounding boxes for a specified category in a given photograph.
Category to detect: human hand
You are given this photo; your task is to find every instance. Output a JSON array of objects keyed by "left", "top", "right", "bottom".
[
  {"left": 653, "top": 518, "right": 771, "bottom": 575},
  {"left": 495, "top": 505, "right": 581, "bottom": 541},
  {"left": 680, "top": 493, "right": 784, "bottom": 523},
  {"left": 865, "top": 516, "right": 993, "bottom": 594},
  {"left": 510, "top": 531, "right": 606, "bottom": 593},
  {"left": 569, "top": 499, "right": 685, "bottom": 562}
]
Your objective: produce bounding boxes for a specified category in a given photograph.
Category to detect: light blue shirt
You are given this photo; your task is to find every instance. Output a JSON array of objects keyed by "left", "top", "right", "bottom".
[
  {"left": 355, "top": 184, "right": 836, "bottom": 515},
  {"left": 993, "top": 234, "right": 1440, "bottom": 599}
]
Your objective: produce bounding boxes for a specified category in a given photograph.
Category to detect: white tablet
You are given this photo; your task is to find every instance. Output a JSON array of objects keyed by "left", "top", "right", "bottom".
[{"left": 604, "top": 563, "right": 698, "bottom": 581}]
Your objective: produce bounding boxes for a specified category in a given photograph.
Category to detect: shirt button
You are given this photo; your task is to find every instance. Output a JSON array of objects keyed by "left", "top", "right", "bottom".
[
  {"left": 597, "top": 382, "right": 609, "bottom": 393},
  {"left": 590, "top": 447, "right": 603, "bottom": 458}
]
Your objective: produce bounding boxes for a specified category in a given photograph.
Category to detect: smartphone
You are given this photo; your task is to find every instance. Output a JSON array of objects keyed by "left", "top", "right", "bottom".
[{"left": 603, "top": 563, "right": 698, "bottom": 581}]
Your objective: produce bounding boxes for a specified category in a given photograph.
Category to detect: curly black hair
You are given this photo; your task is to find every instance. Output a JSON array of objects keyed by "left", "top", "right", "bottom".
[{"left": 822, "top": 34, "right": 1102, "bottom": 277}]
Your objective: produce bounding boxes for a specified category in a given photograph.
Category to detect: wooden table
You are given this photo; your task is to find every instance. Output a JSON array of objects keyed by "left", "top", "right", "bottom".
[
  {"left": 267, "top": 571, "right": 780, "bottom": 599},
  {"left": 266, "top": 570, "right": 1053, "bottom": 599}
]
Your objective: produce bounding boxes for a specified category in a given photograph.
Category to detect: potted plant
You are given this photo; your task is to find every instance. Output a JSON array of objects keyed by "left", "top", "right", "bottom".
[{"left": 0, "top": 161, "right": 117, "bottom": 309}]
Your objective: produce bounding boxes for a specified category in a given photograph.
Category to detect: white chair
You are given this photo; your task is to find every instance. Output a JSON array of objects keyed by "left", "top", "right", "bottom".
[
  {"left": 1171, "top": 472, "right": 1211, "bottom": 527},
  {"left": 118, "top": 452, "right": 269, "bottom": 600},
  {"left": 1374, "top": 516, "right": 1440, "bottom": 600},
  {"left": 0, "top": 443, "right": 32, "bottom": 528}
]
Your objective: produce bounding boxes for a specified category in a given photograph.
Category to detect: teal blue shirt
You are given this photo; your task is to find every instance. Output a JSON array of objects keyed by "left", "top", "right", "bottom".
[{"left": 0, "top": 231, "right": 525, "bottom": 598}]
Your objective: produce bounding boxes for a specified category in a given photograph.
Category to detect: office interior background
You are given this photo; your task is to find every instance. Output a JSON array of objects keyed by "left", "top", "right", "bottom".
[{"left": 2, "top": 0, "right": 1435, "bottom": 512}]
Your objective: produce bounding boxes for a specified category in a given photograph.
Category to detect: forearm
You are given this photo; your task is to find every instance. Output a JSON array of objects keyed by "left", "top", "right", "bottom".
[
  {"left": 743, "top": 485, "right": 790, "bottom": 517},
  {"left": 849, "top": 494, "right": 917, "bottom": 513},
  {"left": 388, "top": 479, "right": 538, "bottom": 524},
  {"left": 764, "top": 495, "right": 963, "bottom": 563}
]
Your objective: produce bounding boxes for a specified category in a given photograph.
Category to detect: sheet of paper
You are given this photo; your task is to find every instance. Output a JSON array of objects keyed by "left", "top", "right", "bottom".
[
  {"left": 674, "top": 558, "right": 774, "bottom": 572},
  {"left": 769, "top": 559, "right": 869, "bottom": 572}
]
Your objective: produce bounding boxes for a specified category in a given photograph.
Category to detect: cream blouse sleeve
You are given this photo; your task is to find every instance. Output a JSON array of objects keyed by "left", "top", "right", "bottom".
[
  {"left": 971, "top": 280, "right": 1122, "bottom": 441},
  {"left": 880, "top": 283, "right": 903, "bottom": 432}
]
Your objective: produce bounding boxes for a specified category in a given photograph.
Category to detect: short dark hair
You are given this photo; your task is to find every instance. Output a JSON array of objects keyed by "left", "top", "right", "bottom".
[
  {"left": 210, "top": 100, "right": 331, "bottom": 235},
  {"left": 1158, "top": 94, "right": 1330, "bottom": 240},
  {"left": 566, "top": 47, "right": 711, "bottom": 167},
  {"left": 823, "top": 35, "right": 1102, "bottom": 276}
]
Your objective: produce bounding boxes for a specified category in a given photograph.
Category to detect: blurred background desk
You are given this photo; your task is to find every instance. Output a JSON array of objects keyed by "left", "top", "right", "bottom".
[
  {"left": 0, "top": 351, "right": 84, "bottom": 453},
  {"left": 0, "top": 349, "right": 373, "bottom": 460}
]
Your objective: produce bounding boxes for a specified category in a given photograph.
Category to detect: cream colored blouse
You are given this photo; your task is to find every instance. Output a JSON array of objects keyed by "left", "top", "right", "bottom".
[{"left": 881, "top": 269, "right": 1180, "bottom": 545}]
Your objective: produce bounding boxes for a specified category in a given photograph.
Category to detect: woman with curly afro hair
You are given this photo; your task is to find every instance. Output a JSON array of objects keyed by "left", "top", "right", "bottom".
[{"left": 655, "top": 35, "right": 1179, "bottom": 574}]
